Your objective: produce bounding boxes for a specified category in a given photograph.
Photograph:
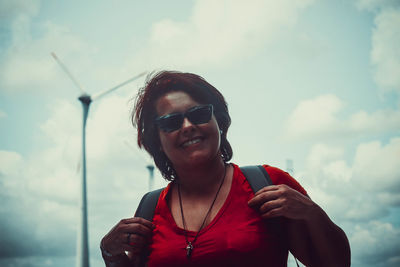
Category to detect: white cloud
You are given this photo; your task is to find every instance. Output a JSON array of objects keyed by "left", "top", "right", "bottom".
[
  {"left": 302, "top": 137, "right": 400, "bottom": 220},
  {"left": 355, "top": 0, "right": 400, "bottom": 12},
  {"left": 352, "top": 137, "right": 400, "bottom": 192},
  {"left": 0, "top": 94, "right": 162, "bottom": 259},
  {"left": 0, "top": 0, "right": 40, "bottom": 23},
  {"left": 0, "top": 110, "right": 6, "bottom": 118},
  {"left": 350, "top": 221, "right": 400, "bottom": 267},
  {"left": 133, "top": 0, "right": 315, "bottom": 69},
  {"left": 356, "top": 0, "right": 400, "bottom": 94},
  {"left": 0, "top": 21, "right": 94, "bottom": 93},
  {"left": 0, "top": 150, "right": 23, "bottom": 178},
  {"left": 285, "top": 94, "right": 343, "bottom": 140},
  {"left": 298, "top": 138, "right": 400, "bottom": 265},
  {"left": 0, "top": 0, "right": 98, "bottom": 94},
  {"left": 371, "top": 7, "right": 400, "bottom": 94},
  {"left": 284, "top": 94, "right": 400, "bottom": 141}
]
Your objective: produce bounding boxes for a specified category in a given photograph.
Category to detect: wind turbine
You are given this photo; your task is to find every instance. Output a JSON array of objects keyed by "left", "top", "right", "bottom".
[
  {"left": 124, "top": 140, "right": 155, "bottom": 191},
  {"left": 51, "top": 52, "right": 146, "bottom": 267}
]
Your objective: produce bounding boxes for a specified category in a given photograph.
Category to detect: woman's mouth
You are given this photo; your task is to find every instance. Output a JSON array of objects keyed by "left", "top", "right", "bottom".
[{"left": 181, "top": 137, "right": 203, "bottom": 148}]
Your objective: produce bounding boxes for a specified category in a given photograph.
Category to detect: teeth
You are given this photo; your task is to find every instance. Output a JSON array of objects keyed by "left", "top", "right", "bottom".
[{"left": 182, "top": 138, "right": 201, "bottom": 147}]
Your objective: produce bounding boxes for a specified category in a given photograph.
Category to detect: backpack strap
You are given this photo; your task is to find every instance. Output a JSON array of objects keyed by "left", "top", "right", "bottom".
[
  {"left": 241, "top": 165, "right": 300, "bottom": 267},
  {"left": 135, "top": 188, "right": 164, "bottom": 221},
  {"left": 134, "top": 188, "right": 164, "bottom": 267},
  {"left": 240, "top": 165, "right": 274, "bottom": 192}
]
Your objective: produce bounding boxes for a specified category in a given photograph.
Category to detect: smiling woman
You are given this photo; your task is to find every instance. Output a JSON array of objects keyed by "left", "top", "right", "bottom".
[
  {"left": 100, "top": 71, "right": 351, "bottom": 267},
  {"left": 132, "top": 71, "right": 233, "bottom": 181}
]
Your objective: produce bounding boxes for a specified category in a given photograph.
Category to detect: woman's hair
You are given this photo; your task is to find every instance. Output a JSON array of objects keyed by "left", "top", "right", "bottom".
[{"left": 132, "top": 70, "right": 232, "bottom": 181}]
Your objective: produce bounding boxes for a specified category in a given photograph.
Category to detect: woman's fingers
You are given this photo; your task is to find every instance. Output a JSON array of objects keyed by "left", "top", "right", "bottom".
[
  {"left": 261, "top": 207, "right": 285, "bottom": 218},
  {"left": 120, "top": 217, "right": 155, "bottom": 230},
  {"left": 121, "top": 222, "right": 153, "bottom": 238},
  {"left": 259, "top": 198, "right": 284, "bottom": 214},
  {"left": 102, "top": 217, "right": 155, "bottom": 255},
  {"left": 248, "top": 185, "right": 280, "bottom": 207},
  {"left": 126, "top": 233, "right": 147, "bottom": 246},
  {"left": 248, "top": 184, "right": 315, "bottom": 220}
]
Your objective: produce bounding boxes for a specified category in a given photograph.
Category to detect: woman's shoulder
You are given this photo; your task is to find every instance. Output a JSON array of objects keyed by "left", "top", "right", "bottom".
[
  {"left": 231, "top": 163, "right": 307, "bottom": 195},
  {"left": 262, "top": 164, "right": 307, "bottom": 195}
]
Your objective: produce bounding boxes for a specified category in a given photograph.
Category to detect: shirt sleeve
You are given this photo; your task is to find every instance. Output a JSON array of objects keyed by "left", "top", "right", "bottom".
[{"left": 262, "top": 165, "right": 308, "bottom": 196}]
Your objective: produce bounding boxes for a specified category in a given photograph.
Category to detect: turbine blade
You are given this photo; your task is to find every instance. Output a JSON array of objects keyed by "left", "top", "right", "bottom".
[
  {"left": 51, "top": 52, "right": 86, "bottom": 94},
  {"left": 91, "top": 71, "right": 147, "bottom": 101}
]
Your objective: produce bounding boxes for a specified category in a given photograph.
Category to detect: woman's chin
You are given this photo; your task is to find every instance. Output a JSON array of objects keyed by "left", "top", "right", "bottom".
[{"left": 178, "top": 151, "right": 220, "bottom": 169}]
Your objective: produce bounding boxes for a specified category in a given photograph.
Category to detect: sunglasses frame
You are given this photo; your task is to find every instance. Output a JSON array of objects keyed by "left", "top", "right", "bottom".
[{"left": 155, "top": 104, "right": 214, "bottom": 133}]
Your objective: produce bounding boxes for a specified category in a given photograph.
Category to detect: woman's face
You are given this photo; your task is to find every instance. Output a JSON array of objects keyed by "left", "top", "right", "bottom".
[{"left": 155, "top": 91, "right": 221, "bottom": 170}]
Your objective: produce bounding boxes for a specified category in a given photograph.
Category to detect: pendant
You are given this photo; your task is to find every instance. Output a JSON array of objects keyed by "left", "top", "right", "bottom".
[{"left": 186, "top": 242, "right": 193, "bottom": 259}]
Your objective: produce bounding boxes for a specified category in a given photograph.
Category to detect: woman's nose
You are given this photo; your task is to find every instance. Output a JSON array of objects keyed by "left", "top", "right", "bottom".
[{"left": 181, "top": 117, "right": 195, "bottom": 132}]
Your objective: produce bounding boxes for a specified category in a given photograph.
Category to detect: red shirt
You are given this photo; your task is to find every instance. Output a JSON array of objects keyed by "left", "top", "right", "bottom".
[{"left": 147, "top": 164, "right": 307, "bottom": 267}]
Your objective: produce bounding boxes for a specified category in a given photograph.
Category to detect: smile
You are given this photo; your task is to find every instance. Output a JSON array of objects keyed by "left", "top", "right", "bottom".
[{"left": 181, "top": 138, "right": 203, "bottom": 148}]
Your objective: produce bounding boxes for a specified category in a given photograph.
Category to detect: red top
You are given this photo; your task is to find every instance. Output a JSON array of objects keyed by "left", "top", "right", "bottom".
[{"left": 147, "top": 164, "right": 307, "bottom": 267}]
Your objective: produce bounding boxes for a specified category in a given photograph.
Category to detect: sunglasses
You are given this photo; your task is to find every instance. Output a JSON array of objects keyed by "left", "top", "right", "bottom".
[{"left": 155, "top": 104, "right": 214, "bottom": 133}]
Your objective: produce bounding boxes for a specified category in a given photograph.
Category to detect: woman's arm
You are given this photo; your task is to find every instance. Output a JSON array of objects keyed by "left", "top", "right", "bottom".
[
  {"left": 286, "top": 203, "right": 351, "bottom": 266},
  {"left": 248, "top": 184, "right": 351, "bottom": 267}
]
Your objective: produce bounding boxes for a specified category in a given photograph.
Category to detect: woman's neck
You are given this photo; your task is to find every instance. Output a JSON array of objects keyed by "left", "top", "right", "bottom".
[{"left": 174, "top": 158, "right": 226, "bottom": 196}]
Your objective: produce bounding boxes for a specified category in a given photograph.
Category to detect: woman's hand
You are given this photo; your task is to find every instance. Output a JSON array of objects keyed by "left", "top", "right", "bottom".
[
  {"left": 248, "top": 184, "right": 316, "bottom": 220},
  {"left": 249, "top": 184, "right": 351, "bottom": 267},
  {"left": 101, "top": 217, "right": 155, "bottom": 257}
]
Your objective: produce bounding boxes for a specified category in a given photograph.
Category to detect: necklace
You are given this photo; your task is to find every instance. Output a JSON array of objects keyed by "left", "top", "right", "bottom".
[{"left": 177, "top": 164, "right": 227, "bottom": 259}]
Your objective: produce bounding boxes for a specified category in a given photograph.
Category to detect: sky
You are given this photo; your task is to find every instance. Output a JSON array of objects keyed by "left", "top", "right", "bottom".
[{"left": 0, "top": 0, "right": 399, "bottom": 266}]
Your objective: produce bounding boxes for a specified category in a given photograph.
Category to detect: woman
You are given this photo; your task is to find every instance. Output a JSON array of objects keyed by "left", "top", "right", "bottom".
[{"left": 101, "top": 71, "right": 351, "bottom": 267}]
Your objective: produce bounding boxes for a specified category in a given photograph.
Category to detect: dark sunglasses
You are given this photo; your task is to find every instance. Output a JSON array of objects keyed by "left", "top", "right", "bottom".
[{"left": 155, "top": 104, "right": 214, "bottom": 133}]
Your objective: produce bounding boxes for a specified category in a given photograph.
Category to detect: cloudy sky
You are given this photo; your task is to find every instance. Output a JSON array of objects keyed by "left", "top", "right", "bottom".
[{"left": 0, "top": 0, "right": 399, "bottom": 266}]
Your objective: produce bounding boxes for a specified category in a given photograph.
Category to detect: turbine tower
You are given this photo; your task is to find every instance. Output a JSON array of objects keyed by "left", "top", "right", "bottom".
[
  {"left": 286, "top": 159, "right": 294, "bottom": 175},
  {"left": 51, "top": 52, "right": 145, "bottom": 267},
  {"left": 146, "top": 164, "right": 155, "bottom": 191},
  {"left": 124, "top": 140, "right": 155, "bottom": 191}
]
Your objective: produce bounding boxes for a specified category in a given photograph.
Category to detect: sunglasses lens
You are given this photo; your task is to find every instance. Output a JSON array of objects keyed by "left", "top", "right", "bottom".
[
  {"left": 187, "top": 105, "right": 212, "bottom": 125},
  {"left": 155, "top": 105, "right": 213, "bottom": 132},
  {"left": 156, "top": 114, "right": 183, "bottom": 132}
]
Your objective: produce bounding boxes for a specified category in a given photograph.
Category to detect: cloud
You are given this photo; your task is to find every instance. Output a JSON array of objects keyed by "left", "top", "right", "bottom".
[
  {"left": 0, "top": 110, "right": 6, "bottom": 118},
  {"left": 350, "top": 221, "right": 400, "bottom": 267},
  {"left": 0, "top": 0, "right": 40, "bottom": 23},
  {"left": 0, "top": 21, "right": 94, "bottom": 93},
  {"left": 0, "top": 150, "right": 23, "bottom": 179},
  {"left": 303, "top": 137, "right": 400, "bottom": 220},
  {"left": 132, "top": 0, "right": 315, "bottom": 69},
  {"left": 371, "top": 7, "right": 400, "bottom": 94},
  {"left": 0, "top": 148, "right": 77, "bottom": 258},
  {"left": 0, "top": 0, "right": 99, "bottom": 94},
  {"left": 284, "top": 94, "right": 400, "bottom": 141},
  {"left": 0, "top": 256, "right": 75, "bottom": 267},
  {"left": 284, "top": 94, "right": 343, "bottom": 140},
  {"left": 0, "top": 94, "right": 165, "bottom": 261},
  {"left": 297, "top": 138, "right": 400, "bottom": 266},
  {"left": 355, "top": 0, "right": 400, "bottom": 12},
  {"left": 355, "top": 0, "right": 400, "bottom": 94},
  {"left": 352, "top": 137, "right": 400, "bottom": 192}
]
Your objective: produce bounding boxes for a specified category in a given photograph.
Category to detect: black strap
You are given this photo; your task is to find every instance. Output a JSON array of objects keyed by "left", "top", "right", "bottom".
[
  {"left": 240, "top": 165, "right": 300, "bottom": 267},
  {"left": 133, "top": 188, "right": 163, "bottom": 267},
  {"left": 240, "top": 165, "right": 273, "bottom": 192},
  {"left": 135, "top": 188, "right": 164, "bottom": 221}
]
